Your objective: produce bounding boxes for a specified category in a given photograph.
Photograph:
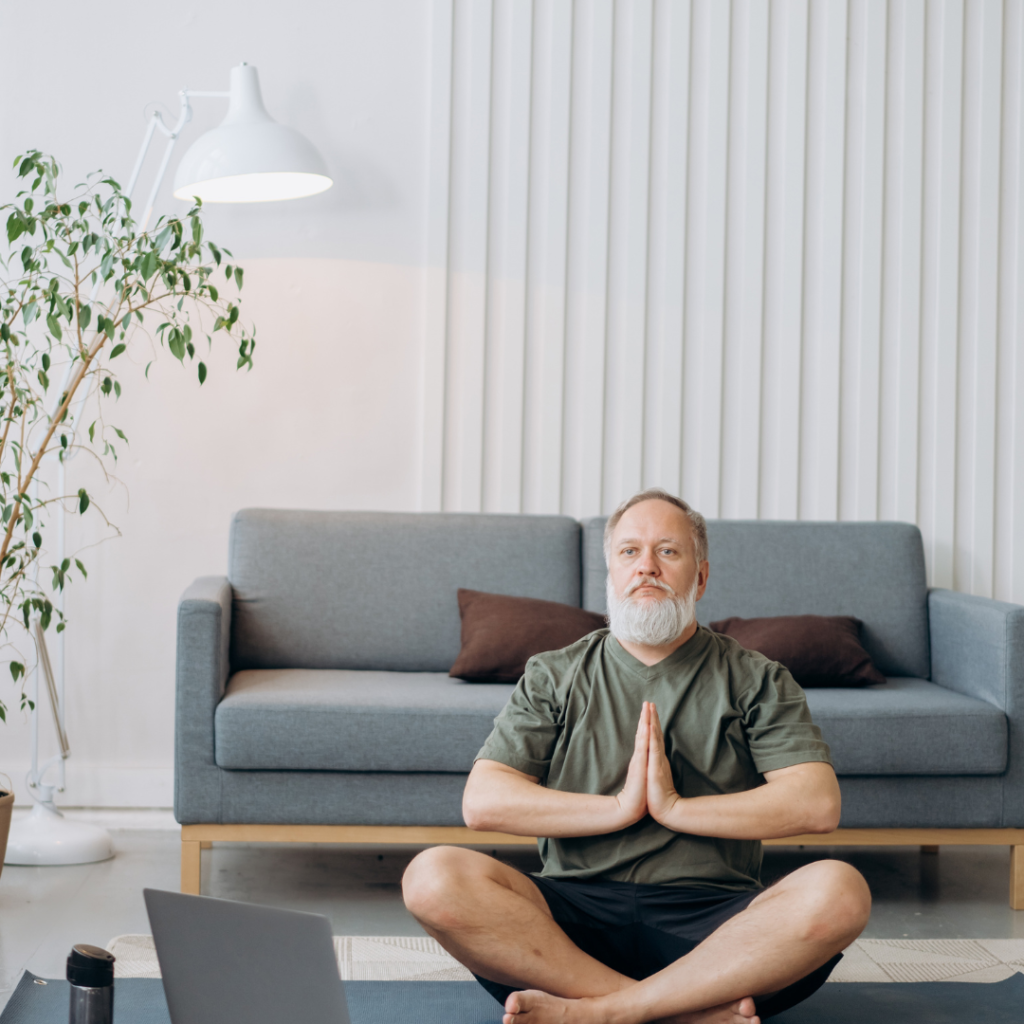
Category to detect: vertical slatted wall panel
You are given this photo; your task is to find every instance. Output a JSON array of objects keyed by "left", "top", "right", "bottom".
[
  {"left": 419, "top": 0, "right": 1024, "bottom": 603},
  {"left": 996, "top": 0, "right": 1024, "bottom": 603},
  {"left": 720, "top": 0, "right": 769, "bottom": 521},
  {"left": 760, "top": 0, "right": 810, "bottom": 521},
  {"left": 642, "top": 0, "right": 691, "bottom": 498},
  {"left": 798, "top": 0, "right": 847, "bottom": 522}
]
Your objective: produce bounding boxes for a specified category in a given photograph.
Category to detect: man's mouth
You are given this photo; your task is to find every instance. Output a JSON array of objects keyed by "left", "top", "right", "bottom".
[{"left": 626, "top": 580, "right": 674, "bottom": 598}]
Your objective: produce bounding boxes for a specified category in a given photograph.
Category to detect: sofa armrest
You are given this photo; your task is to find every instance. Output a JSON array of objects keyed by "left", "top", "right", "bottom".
[
  {"left": 928, "top": 588, "right": 1024, "bottom": 710},
  {"left": 929, "top": 587, "right": 1024, "bottom": 827},
  {"left": 174, "top": 576, "right": 232, "bottom": 823}
]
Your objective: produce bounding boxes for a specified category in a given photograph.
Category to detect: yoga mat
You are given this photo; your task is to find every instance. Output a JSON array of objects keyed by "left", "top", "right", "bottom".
[{"left": 4, "top": 970, "right": 1024, "bottom": 1023}]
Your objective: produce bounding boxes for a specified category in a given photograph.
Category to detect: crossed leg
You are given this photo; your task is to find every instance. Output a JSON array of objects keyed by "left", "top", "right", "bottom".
[{"left": 402, "top": 846, "right": 871, "bottom": 1024}]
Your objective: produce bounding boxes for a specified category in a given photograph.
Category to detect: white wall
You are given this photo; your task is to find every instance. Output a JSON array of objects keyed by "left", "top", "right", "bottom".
[
  {"left": 0, "top": 0, "right": 1021, "bottom": 806},
  {"left": 0, "top": 0, "right": 432, "bottom": 804},
  {"left": 426, "top": 0, "right": 1024, "bottom": 603}
]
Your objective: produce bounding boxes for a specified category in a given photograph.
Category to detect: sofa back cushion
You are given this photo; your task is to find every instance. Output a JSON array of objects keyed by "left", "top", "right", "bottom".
[
  {"left": 229, "top": 510, "right": 582, "bottom": 672},
  {"left": 582, "top": 518, "right": 930, "bottom": 679}
]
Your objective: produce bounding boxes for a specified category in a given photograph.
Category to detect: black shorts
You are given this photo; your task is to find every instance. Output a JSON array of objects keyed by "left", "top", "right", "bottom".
[{"left": 473, "top": 874, "right": 841, "bottom": 1020}]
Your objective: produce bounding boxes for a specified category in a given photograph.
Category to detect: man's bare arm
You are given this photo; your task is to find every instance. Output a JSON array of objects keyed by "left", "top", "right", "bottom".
[
  {"left": 646, "top": 703, "right": 841, "bottom": 840},
  {"left": 462, "top": 705, "right": 652, "bottom": 838}
]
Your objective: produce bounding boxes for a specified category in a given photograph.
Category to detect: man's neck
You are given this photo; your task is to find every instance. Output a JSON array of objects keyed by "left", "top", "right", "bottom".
[{"left": 615, "top": 620, "right": 699, "bottom": 667}]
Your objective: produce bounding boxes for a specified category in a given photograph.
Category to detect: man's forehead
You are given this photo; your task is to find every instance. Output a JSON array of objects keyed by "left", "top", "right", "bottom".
[{"left": 612, "top": 501, "right": 693, "bottom": 542}]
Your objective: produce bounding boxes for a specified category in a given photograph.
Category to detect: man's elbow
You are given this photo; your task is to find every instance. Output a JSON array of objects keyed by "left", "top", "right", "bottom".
[
  {"left": 461, "top": 798, "right": 492, "bottom": 832},
  {"left": 805, "top": 791, "right": 842, "bottom": 834},
  {"left": 461, "top": 782, "right": 500, "bottom": 832}
]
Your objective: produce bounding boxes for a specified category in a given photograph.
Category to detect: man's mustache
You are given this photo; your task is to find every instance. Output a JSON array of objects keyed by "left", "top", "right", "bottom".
[{"left": 625, "top": 577, "right": 676, "bottom": 598}]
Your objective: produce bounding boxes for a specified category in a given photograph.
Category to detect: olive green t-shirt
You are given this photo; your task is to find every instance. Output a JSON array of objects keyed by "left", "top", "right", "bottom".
[{"left": 475, "top": 626, "right": 832, "bottom": 892}]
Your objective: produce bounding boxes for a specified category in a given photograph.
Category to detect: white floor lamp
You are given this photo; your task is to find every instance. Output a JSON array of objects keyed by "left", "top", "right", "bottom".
[{"left": 4, "top": 63, "right": 332, "bottom": 866}]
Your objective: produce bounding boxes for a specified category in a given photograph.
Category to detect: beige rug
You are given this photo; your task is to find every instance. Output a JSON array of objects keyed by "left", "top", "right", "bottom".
[{"left": 106, "top": 934, "right": 1024, "bottom": 984}]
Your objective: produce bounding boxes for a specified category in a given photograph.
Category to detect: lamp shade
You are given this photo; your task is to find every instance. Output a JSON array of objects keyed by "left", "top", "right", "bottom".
[{"left": 173, "top": 64, "right": 332, "bottom": 203}]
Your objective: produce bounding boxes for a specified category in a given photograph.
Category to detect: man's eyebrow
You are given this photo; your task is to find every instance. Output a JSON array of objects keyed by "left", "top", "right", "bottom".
[{"left": 616, "top": 536, "right": 684, "bottom": 547}]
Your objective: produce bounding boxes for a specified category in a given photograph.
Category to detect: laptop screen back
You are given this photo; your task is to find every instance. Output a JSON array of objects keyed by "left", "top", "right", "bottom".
[{"left": 144, "top": 888, "right": 350, "bottom": 1024}]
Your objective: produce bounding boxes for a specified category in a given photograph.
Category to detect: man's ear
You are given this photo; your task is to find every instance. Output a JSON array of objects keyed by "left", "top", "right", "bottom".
[{"left": 695, "top": 561, "right": 710, "bottom": 601}]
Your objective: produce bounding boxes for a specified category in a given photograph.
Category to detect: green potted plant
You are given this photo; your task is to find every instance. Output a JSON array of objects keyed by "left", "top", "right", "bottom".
[{"left": 0, "top": 152, "right": 254, "bottom": 842}]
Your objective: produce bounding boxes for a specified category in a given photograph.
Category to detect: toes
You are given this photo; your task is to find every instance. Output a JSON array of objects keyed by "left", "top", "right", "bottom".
[
  {"left": 731, "top": 996, "right": 761, "bottom": 1024},
  {"left": 737, "top": 996, "right": 757, "bottom": 1018},
  {"left": 505, "top": 991, "right": 522, "bottom": 1015}
]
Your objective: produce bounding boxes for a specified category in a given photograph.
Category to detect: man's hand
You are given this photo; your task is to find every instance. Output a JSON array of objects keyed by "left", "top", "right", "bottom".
[
  {"left": 646, "top": 703, "right": 682, "bottom": 824},
  {"left": 614, "top": 702, "right": 651, "bottom": 827}
]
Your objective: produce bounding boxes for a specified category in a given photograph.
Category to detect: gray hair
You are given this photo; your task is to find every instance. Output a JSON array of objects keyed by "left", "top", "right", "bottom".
[{"left": 603, "top": 488, "right": 708, "bottom": 566}]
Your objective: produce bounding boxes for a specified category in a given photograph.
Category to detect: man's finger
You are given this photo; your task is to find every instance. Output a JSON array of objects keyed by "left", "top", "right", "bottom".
[{"left": 635, "top": 703, "right": 648, "bottom": 746}]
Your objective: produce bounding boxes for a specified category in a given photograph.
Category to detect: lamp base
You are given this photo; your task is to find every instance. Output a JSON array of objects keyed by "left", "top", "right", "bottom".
[{"left": 4, "top": 802, "right": 114, "bottom": 866}]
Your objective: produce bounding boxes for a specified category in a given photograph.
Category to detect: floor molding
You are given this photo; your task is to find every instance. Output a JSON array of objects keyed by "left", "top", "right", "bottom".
[{"left": 11, "top": 808, "right": 177, "bottom": 831}]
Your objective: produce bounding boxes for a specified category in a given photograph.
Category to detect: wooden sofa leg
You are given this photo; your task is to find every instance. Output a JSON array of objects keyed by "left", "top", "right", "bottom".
[
  {"left": 1012, "top": 845, "right": 1024, "bottom": 911},
  {"left": 181, "top": 839, "right": 202, "bottom": 895}
]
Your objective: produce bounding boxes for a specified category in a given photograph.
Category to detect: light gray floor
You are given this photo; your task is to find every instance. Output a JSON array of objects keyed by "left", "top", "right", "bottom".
[{"left": 1, "top": 832, "right": 1022, "bottom": 1012}]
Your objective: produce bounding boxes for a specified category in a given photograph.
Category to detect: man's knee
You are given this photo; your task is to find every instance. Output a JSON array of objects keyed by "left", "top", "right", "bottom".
[
  {"left": 761, "top": 859, "right": 871, "bottom": 945},
  {"left": 797, "top": 860, "right": 872, "bottom": 943},
  {"left": 402, "top": 846, "right": 490, "bottom": 927}
]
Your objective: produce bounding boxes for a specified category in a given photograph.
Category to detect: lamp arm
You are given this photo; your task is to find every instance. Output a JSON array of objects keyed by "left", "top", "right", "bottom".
[
  {"left": 127, "top": 88, "right": 230, "bottom": 228},
  {"left": 46, "top": 86, "right": 232, "bottom": 420}
]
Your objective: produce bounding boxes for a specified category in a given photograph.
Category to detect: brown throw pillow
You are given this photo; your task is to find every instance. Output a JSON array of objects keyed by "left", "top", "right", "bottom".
[
  {"left": 709, "top": 614, "right": 886, "bottom": 688},
  {"left": 450, "top": 589, "right": 607, "bottom": 683}
]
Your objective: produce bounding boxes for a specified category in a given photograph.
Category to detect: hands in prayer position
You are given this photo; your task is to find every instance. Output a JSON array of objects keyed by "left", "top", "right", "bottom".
[
  {"left": 464, "top": 704, "right": 839, "bottom": 841},
  {"left": 614, "top": 702, "right": 683, "bottom": 829}
]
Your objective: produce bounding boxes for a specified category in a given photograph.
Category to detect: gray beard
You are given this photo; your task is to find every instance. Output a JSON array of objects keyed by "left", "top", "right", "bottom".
[{"left": 606, "top": 574, "right": 699, "bottom": 647}]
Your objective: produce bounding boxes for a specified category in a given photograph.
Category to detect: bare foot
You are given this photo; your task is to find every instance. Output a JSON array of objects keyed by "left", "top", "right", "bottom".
[
  {"left": 667, "top": 996, "right": 761, "bottom": 1024},
  {"left": 502, "top": 990, "right": 760, "bottom": 1024},
  {"left": 503, "top": 989, "right": 585, "bottom": 1024}
]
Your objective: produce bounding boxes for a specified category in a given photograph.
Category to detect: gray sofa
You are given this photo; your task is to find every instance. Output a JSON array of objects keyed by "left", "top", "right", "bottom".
[{"left": 175, "top": 510, "right": 1024, "bottom": 902}]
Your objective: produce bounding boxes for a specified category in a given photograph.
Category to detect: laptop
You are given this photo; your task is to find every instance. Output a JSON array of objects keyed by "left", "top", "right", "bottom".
[{"left": 144, "top": 888, "right": 351, "bottom": 1024}]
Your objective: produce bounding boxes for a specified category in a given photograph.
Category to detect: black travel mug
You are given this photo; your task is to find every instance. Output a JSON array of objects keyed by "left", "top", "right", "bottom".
[{"left": 66, "top": 944, "right": 115, "bottom": 1024}]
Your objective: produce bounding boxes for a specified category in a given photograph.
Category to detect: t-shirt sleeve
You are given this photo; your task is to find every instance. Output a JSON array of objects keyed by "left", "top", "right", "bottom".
[
  {"left": 739, "top": 657, "right": 834, "bottom": 774},
  {"left": 474, "top": 656, "right": 562, "bottom": 779}
]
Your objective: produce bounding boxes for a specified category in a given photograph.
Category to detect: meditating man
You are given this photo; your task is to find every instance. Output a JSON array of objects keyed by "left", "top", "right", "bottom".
[{"left": 402, "top": 489, "right": 872, "bottom": 1024}]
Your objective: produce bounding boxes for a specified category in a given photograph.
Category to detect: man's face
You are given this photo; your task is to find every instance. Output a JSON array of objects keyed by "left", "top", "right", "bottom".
[{"left": 607, "top": 500, "right": 709, "bottom": 606}]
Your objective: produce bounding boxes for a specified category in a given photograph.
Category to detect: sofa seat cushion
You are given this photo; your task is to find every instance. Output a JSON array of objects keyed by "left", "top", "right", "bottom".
[
  {"left": 216, "top": 672, "right": 1006, "bottom": 778},
  {"left": 215, "top": 670, "right": 515, "bottom": 772},
  {"left": 805, "top": 678, "right": 1007, "bottom": 775}
]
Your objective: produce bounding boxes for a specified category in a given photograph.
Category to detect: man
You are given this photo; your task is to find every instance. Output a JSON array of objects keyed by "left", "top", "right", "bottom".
[{"left": 402, "top": 489, "right": 871, "bottom": 1024}]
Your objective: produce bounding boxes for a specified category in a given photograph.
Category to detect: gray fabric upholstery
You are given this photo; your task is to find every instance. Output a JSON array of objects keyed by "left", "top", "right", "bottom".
[
  {"left": 228, "top": 510, "right": 582, "bottom": 672},
  {"left": 929, "top": 588, "right": 1024, "bottom": 827},
  {"left": 835, "top": 775, "right": 1007, "bottom": 829},
  {"left": 214, "top": 669, "right": 1006, "bottom": 778},
  {"left": 582, "top": 518, "right": 930, "bottom": 678},
  {"left": 176, "top": 767, "right": 1010, "bottom": 829},
  {"left": 805, "top": 679, "right": 1006, "bottom": 775},
  {"left": 581, "top": 516, "right": 608, "bottom": 615},
  {"left": 174, "top": 577, "right": 232, "bottom": 824},
  {"left": 216, "top": 670, "right": 515, "bottom": 772},
  {"left": 177, "top": 770, "right": 472, "bottom": 826}
]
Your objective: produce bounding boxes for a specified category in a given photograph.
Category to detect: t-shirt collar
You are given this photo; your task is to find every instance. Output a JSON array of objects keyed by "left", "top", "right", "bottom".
[{"left": 606, "top": 625, "right": 712, "bottom": 680}]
